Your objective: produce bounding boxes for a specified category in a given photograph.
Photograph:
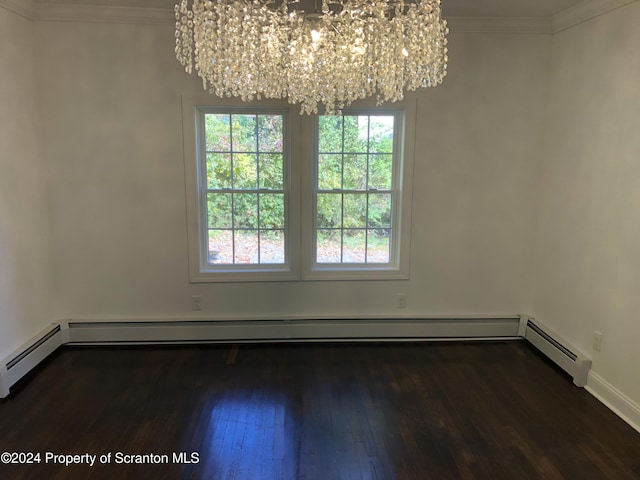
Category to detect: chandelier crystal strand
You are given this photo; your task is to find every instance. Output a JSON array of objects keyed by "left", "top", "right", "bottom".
[{"left": 175, "top": 0, "right": 448, "bottom": 114}]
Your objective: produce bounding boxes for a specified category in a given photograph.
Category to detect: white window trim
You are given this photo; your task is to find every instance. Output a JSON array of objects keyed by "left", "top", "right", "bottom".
[
  {"left": 182, "top": 95, "right": 301, "bottom": 282},
  {"left": 182, "top": 94, "right": 416, "bottom": 283},
  {"left": 300, "top": 101, "right": 416, "bottom": 281}
]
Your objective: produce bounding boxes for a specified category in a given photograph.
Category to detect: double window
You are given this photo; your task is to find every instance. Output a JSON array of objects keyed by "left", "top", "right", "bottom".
[{"left": 183, "top": 98, "right": 415, "bottom": 282}]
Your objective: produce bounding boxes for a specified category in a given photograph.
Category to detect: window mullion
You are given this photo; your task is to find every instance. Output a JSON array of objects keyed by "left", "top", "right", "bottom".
[
  {"left": 363, "top": 117, "right": 370, "bottom": 263},
  {"left": 340, "top": 116, "right": 345, "bottom": 264},
  {"left": 201, "top": 112, "right": 210, "bottom": 268},
  {"left": 255, "top": 115, "right": 261, "bottom": 265},
  {"left": 229, "top": 114, "right": 236, "bottom": 264}
]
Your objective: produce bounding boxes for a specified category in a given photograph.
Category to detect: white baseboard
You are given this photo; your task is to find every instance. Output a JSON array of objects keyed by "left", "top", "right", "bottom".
[
  {"left": 0, "top": 324, "right": 63, "bottom": 398},
  {"left": 0, "top": 366, "right": 8, "bottom": 398},
  {"left": 586, "top": 371, "right": 640, "bottom": 434}
]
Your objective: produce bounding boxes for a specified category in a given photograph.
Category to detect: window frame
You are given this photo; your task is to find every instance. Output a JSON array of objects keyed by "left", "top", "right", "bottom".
[
  {"left": 301, "top": 107, "right": 414, "bottom": 281},
  {"left": 183, "top": 94, "right": 415, "bottom": 283},
  {"left": 182, "top": 96, "right": 301, "bottom": 282}
]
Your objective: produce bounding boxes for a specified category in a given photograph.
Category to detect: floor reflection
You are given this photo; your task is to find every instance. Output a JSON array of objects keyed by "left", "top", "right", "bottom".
[
  {"left": 200, "top": 391, "right": 296, "bottom": 479},
  {"left": 198, "top": 383, "right": 395, "bottom": 480}
]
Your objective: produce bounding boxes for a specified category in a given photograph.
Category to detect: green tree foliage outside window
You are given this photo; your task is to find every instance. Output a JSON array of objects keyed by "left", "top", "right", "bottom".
[
  {"left": 204, "top": 113, "right": 286, "bottom": 265},
  {"left": 202, "top": 110, "right": 397, "bottom": 268},
  {"left": 316, "top": 114, "right": 395, "bottom": 264}
]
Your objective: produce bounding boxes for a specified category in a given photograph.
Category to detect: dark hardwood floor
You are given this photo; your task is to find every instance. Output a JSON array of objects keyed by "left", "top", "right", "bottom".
[{"left": 0, "top": 341, "right": 638, "bottom": 479}]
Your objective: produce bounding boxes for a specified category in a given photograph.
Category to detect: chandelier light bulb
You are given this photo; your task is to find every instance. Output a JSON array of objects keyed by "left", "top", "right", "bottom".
[{"left": 175, "top": 0, "right": 449, "bottom": 114}]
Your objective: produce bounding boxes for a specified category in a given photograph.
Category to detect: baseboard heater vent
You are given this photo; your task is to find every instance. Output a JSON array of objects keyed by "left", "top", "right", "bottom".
[
  {"left": 524, "top": 318, "right": 591, "bottom": 387},
  {"left": 1, "top": 324, "right": 63, "bottom": 398},
  {"left": 65, "top": 317, "right": 522, "bottom": 345}
]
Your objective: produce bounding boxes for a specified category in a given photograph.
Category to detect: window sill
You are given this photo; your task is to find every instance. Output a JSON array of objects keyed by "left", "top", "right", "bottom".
[
  {"left": 303, "top": 265, "right": 409, "bottom": 281},
  {"left": 190, "top": 267, "right": 299, "bottom": 283}
]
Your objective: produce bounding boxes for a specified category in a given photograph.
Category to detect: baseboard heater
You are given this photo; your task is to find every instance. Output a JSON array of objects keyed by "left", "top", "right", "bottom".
[
  {"left": 522, "top": 317, "right": 591, "bottom": 387},
  {"left": 1, "top": 324, "right": 63, "bottom": 398},
  {"left": 64, "top": 316, "right": 521, "bottom": 345}
]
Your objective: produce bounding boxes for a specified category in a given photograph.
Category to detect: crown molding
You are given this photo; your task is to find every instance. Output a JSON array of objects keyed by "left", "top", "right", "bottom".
[
  {"left": 552, "top": 0, "right": 638, "bottom": 32},
  {"left": 2, "top": 0, "right": 637, "bottom": 33},
  {"left": 3, "top": 3, "right": 552, "bottom": 33},
  {"left": 446, "top": 16, "right": 553, "bottom": 34},
  {"left": 0, "top": 0, "right": 36, "bottom": 19},
  {"left": 33, "top": 4, "right": 174, "bottom": 25}
]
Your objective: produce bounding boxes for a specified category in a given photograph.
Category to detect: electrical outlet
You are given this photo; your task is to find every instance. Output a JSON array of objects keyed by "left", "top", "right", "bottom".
[
  {"left": 396, "top": 293, "right": 407, "bottom": 309},
  {"left": 593, "top": 330, "right": 603, "bottom": 352},
  {"left": 191, "top": 295, "right": 202, "bottom": 311}
]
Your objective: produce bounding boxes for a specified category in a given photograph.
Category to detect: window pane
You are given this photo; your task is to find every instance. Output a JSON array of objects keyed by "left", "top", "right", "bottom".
[
  {"left": 207, "top": 153, "right": 231, "bottom": 189},
  {"left": 343, "top": 116, "right": 368, "bottom": 152},
  {"left": 260, "top": 230, "right": 285, "bottom": 264},
  {"left": 232, "top": 114, "right": 257, "bottom": 151},
  {"left": 318, "top": 116, "right": 343, "bottom": 153},
  {"left": 235, "top": 230, "right": 259, "bottom": 264},
  {"left": 233, "top": 154, "right": 258, "bottom": 190},
  {"left": 233, "top": 193, "right": 258, "bottom": 229},
  {"left": 316, "top": 229, "right": 341, "bottom": 263},
  {"left": 198, "top": 110, "right": 289, "bottom": 271},
  {"left": 258, "top": 115, "right": 283, "bottom": 152},
  {"left": 368, "top": 116, "right": 394, "bottom": 153},
  {"left": 314, "top": 112, "right": 399, "bottom": 267},
  {"left": 343, "top": 194, "right": 367, "bottom": 228},
  {"left": 343, "top": 154, "right": 367, "bottom": 190},
  {"left": 205, "top": 114, "right": 230, "bottom": 152},
  {"left": 207, "top": 193, "right": 232, "bottom": 228},
  {"left": 317, "top": 193, "right": 342, "bottom": 228},
  {"left": 317, "top": 154, "right": 342, "bottom": 190},
  {"left": 343, "top": 229, "right": 366, "bottom": 263},
  {"left": 260, "top": 194, "right": 285, "bottom": 229},
  {"left": 367, "top": 194, "right": 392, "bottom": 228},
  {"left": 259, "top": 154, "right": 283, "bottom": 190},
  {"left": 368, "top": 154, "right": 392, "bottom": 190},
  {"left": 208, "top": 229, "right": 233, "bottom": 264},
  {"left": 367, "top": 229, "right": 390, "bottom": 263}
]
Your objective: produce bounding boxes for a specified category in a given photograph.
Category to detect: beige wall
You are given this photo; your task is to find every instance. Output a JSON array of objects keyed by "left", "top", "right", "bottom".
[
  {"left": 532, "top": 1, "right": 640, "bottom": 405},
  {"left": 0, "top": 8, "right": 54, "bottom": 356},
  {"left": 416, "top": 33, "right": 549, "bottom": 313},
  {"left": 34, "top": 20, "right": 550, "bottom": 321}
]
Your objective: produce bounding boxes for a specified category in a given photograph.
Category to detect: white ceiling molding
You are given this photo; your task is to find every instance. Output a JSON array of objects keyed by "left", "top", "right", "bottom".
[
  {"left": 1, "top": 0, "right": 637, "bottom": 33},
  {"left": 0, "top": 0, "right": 36, "bottom": 19},
  {"left": 33, "top": 3, "right": 174, "bottom": 24},
  {"left": 446, "top": 17, "right": 553, "bottom": 35},
  {"left": 552, "top": 0, "right": 638, "bottom": 32},
  {"left": 5, "top": 4, "right": 554, "bottom": 34}
]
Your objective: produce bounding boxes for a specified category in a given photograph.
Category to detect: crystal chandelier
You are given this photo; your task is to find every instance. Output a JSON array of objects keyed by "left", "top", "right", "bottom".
[{"left": 175, "top": 0, "right": 448, "bottom": 114}]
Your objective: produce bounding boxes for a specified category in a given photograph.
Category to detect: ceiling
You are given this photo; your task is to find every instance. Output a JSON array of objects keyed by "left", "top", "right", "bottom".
[
  {"left": 443, "top": 0, "right": 583, "bottom": 18},
  {"left": 34, "top": 0, "right": 585, "bottom": 18}
]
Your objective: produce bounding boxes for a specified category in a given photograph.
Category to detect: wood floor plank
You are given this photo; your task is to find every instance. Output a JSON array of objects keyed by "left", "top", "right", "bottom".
[{"left": 0, "top": 341, "right": 638, "bottom": 479}]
